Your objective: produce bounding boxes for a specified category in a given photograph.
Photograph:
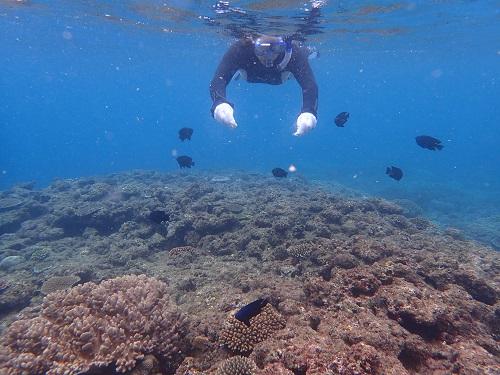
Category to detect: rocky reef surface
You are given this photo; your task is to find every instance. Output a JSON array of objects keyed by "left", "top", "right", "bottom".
[
  {"left": 0, "top": 170, "right": 498, "bottom": 374},
  {"left": 376, "top": 184, "right": 500, "bottom": 252}
]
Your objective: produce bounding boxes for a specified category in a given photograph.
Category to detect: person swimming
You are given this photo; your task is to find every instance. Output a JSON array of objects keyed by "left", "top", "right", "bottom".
[{"left": 209, "top": 2, "right": 324, "bottom": 137}]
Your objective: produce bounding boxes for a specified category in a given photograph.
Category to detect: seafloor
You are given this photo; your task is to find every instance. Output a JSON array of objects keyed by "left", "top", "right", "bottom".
[
  {"left": 0, "top": 170, "right": 498, "bottom": 375},
  {"left": 375, "top": 184, "right": 500, "bottom": 252}
]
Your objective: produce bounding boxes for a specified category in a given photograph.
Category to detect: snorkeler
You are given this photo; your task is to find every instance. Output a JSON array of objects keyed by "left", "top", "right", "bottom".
[{"left": 209, "top": 3, "right": 324, "bottom": 137}]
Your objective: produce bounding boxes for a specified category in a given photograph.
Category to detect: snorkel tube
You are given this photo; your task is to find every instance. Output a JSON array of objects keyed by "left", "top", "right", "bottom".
[{"left": 277, "top": 38, "right": 293, "bottom": 71}]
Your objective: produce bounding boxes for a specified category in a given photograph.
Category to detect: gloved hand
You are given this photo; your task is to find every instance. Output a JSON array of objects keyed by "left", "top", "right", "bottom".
[
  {"left": 293, "top": 112, "right": 317, "bottom": 136},
  {"left": 214, "top": 103, "right": 238, "bottom": 129},
  {"left": 311, "top": 0, "right": 327, "bottom": 8}
]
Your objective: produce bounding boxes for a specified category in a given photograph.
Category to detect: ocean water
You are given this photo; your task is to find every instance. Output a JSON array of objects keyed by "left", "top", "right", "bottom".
[
  {"left": 1, "top": 0, "right": 499, "bottom": 246},
  {"left": 1, "top": 2, "right": 500, "bottom": 373}
]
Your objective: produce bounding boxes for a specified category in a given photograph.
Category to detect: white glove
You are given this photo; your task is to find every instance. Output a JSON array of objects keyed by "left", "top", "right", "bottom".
[
  {"left": 311, "top": 0, "right": 327, "bottom": 8},
  {"left": 214, "top": 103, "right": 237, "bottom": 128},
  {"left": 294, "top": 112, "right": 317, "bottom": 136}
]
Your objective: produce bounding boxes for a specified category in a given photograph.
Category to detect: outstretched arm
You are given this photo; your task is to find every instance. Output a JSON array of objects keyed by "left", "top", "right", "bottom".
[
  {"left": 209, "top": 42, "right": 242, "bottom": 116},
  {"left": 290, "top": 45, "right": 318, "bottom": 136},
  {"left": 291, "top": 48, "right": 318, "bottom": 116}
]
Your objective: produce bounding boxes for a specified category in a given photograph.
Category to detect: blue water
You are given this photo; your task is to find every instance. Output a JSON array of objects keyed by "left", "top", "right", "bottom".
[{"left": 1, "top": 1, "right": 499, "bottom": 242}]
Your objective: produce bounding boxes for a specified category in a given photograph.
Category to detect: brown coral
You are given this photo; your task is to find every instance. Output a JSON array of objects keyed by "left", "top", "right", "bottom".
[
  {"left": 330, "top": 342, "right": 384, "bottom": 375},
  {"left": 330, "top": 342, "right": 408, "bottom": 375},
  {"left": 219, "top": 304, "right": 286, "bottom": 354},
  {"left": 169, "top": 245, "right": 197, "bottom": 257},
  {"left": 215, "top": 356, "right": 257, "bottom": 375},
  {"left": 127, "top": 354, "right": 160, "bottom": 375},
  {"left": 257, "top": 363, "right": 294, "bottom": 374},
  {"left": 286, "top": 243, "right": 313, "bottom": 259},
  {"left": 40, "top": 275, "right": 81, "bottom": 295},
  {"left": 0, "top": 275, "right": 187, "bottom": 375}
]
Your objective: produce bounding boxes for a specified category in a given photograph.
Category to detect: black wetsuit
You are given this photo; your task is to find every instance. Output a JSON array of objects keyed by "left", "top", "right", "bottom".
[{"left": 209, "top": 38, "right": 318, "bottom": 117}]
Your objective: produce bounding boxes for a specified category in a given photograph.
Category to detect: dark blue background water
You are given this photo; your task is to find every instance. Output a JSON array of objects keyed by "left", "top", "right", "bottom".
[{"left": 1, "top": 1, "right": 499, "bottom": 244}]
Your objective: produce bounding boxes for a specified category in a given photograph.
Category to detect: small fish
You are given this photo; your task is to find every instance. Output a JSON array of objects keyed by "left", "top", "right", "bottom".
[
  {"left": 178, "top": 127, "right": 193, "bottom": 141},
  {"left": 149, "top": 210, "right": 169, "bottom": 224},
  {"left": 176, "top": 155, "right": 195, "bottom": 168},
  {"left": 272, "top": 168, "right": 288, "bottom": 178},
  {"left": 234, "top": 298, "right": 268, "bottom": 326},
  {"left": 386, "top": 166, "right": 403, "bottom": 181},
  {"left": 415, "top": 135, "right": 443, "bottom": 150},
  {"left": 334, "top": 112, "right": 350, "bottom": 127}
]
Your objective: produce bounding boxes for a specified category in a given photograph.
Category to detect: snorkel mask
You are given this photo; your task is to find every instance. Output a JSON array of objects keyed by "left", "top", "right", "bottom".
[{"left": 254, "top": 35, "right": 288, "bottom": 68}]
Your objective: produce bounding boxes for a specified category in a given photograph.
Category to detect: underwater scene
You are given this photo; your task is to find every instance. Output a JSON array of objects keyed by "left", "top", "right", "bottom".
[{"left": 0, "top": 1, "right": 499, "bottom": 374}]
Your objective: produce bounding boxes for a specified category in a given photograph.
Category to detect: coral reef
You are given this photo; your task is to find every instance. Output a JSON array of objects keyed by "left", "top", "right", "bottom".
[
  {"left": 0, "top": 278, "right": 9, "bottom": 292},
  {"left": 126, "top": 354, "right": 161, "bottom": 375},
  {"left": 219, "top": 304, "right": 286, "bottom": 354},
  {"left": 329, "top": 342, "right": 385, "bottom": 375},
  {"left": 0, "top": 170, "right": 498, "bottom": 374},
  {"left": 0, "top": 279, "right": 35, "bottom": 323},
  {"left": 40, "top": 275, "right": 81, "bottom": 294},
  {"left": 286, "top": 243, "right": 314, "bottom": 259},
  {"left": 0, "top": 275, "right": 188, "bottom": 374},
  {"left": 215, "top": 356, "right": 257, "bottom": 375},
  {"left": 378, "top": 184, "right": 500, "bottom": 250},
  {"left": 0, "top": 255, "right": 24, "bottom": 270}
]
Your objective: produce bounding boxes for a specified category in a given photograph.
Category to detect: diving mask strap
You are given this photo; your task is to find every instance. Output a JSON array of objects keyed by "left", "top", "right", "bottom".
[{"left": 277, "top": 41, "right": 292, "bottom": 71}]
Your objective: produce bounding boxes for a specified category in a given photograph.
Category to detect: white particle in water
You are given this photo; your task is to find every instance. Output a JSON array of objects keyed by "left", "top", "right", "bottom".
[
  {"left": 431, "top": 69, "right": 443, "bottom": 78},
  {"left": 62, "top": 30, "right": 72, "bottom": 40}
]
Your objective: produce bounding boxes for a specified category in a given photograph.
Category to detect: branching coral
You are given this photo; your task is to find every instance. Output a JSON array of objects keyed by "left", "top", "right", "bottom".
[
  {"left": 219, "top": 304, "right": 286, "bottom": 354},
  {"left": 0, "top": 275, "right": 187, "bottom": 375}
]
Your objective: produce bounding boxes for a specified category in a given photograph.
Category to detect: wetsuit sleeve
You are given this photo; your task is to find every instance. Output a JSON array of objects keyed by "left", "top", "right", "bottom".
[
  {"left": 209, "top": 42, "right": 242, "bottom": 116},
  {"left": 290, "top": 47, "right": 318, "bottom": 117}
]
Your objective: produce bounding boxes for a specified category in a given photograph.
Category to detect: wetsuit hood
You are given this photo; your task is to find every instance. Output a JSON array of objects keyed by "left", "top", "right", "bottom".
[{"left": 254, "top": 35, "right": 288, "bottom": 68}]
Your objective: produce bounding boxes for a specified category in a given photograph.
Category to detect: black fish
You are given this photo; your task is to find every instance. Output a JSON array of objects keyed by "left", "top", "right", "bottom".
[
  {"left": 386, "top": 166, "right": 403, "bottom": 181},
  {"left": 149, "top": 210, "right": 169, "bottom": 224},
  {"left": 176, "top": 155, "right": 195, "bottom": 168},
  {"left": 272, "top": 168, "right": 287, "bottom": 178},
  {"left": 234, "top": 298, "right": 268, "bottom": 327},
  {"left": 334, "top": 112, "right": 349, "bottom": 127},
  {"left": 415, "top": 135, "right": 443, "bottom": 150},
  {"left": 179, "top": 127, "right": 193, "bottom": 141}
]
